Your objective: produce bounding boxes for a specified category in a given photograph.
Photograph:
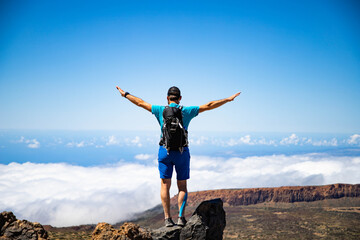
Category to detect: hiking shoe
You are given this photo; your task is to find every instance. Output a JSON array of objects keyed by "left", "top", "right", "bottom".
[
  {"left": 165, "top": 218, "right": 175, "bottom": 227},
  {"left": 177, "top": 217, "right": 187, "bottom": 227}
]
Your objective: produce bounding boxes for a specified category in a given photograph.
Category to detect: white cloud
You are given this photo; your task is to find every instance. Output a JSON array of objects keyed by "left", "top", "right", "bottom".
[
  {"left": 10, "top": 133, "right": 358, "bottom": 151},
  {"left": 134, "top": 154, "right": 153, "bottom": 161},
  {"left": 27, "top": 139, "right": 40, "bottom": 149},
  {"left": 239, "top": 135, "right": 252, "bottom": 144},
  {"left": 352, "top": 157, "right": 360, "bottom": 164},
  {"left": 1, "top": 153, "right": 359, "bottom": 227},
  {"left": 303, "top": 137, "right": 338, "bottom": 147},
  {"left": 227, "top": 138, "right": 237, "bottom": 146},
  {"left": 125, "top": 136, "right": 142, "bottom": 147},
  {"left": 188, "top": 134, "right": 354, "bottom": 148},
  {"left": 131, "top": 136, "right": 141, "bottom": 145},
  {"left": 106, "top": 135, "right": 119, "bottom": 145},
  {"left": 227, "top": 135, "right": 256, "bottom": 146},
  {"left": 280, "top": 133, "right": 299, "bottom": 145},
  {"left": 189, "top": 136, "right": 209, "bottom": 146},
  {"left": 225, "top": 135, "right": 278, "bottom": 146},
  {"left": 0, "top": 162, "right": 159, "bottom": 227},
  {"left": 66, "top": 141, "right": 85, "bottom": 148},
  {"left": 189, "top": 153, "right": 360, "bottom": 191},
  {"left": 311, "top": 138, "right": 338, "bottom": 147},
  {"left": 347, "top": 134, "right": 360, "bottom": 145},
  {"left": 257, "top": 137, "right": 276, "bottom": 146},
  {"left": 15, "top": 136, "right": 40, "bottom": 148},
  {"left": 282, "top": 160, "right": 342, "bottom": 176},
  {"left": 190, "top": 135, "right": 279, "bottom": 147}
]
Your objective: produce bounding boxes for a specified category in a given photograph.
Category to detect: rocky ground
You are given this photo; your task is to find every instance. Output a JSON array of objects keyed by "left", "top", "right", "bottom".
[
  {"left": 46, "top": 230, "right": 92, "bottom": 240},
  {"left": 3, "top": 184, "right": 359, "bottom": 239},
  {"left": 132, "top": 197, "right": 360, "bottom": 240},
  {"left": 223, "top": 200, "right": 360, "bottom": 239},
  {"left": 43, "top": 198, "right": 360, "bottom": 240}
]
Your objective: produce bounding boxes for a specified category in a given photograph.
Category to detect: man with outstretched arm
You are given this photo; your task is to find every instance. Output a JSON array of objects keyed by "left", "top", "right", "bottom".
[{"left": 116, "top": 86, "right": 240, "bottom": 227}]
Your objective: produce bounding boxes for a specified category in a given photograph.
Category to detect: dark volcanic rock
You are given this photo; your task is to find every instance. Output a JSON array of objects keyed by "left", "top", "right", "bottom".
[
  {"left": 0, "top": 211, "right": 17, "bottom": 234},
  {"left": 0, "top": 211, "right": 48, "bottom": 240},
  {"left": 180, "top": 198, "right": 225, "bottom": 240},
  {"left": 151, "top": 226, "right": 182, "bottom": 240},
  {"left": 151, "top": 198, "right": 226, "bottom": 240}
]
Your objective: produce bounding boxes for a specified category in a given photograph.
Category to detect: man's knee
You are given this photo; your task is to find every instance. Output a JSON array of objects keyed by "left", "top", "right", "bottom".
[
  {"left": 161, "top": 178, "right": 171, "bottom": 189},
  {"left": 177, "top": 180, "right": 187, "bottom": 192}
]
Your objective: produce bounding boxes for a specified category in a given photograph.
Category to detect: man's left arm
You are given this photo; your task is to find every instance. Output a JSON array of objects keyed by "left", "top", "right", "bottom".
[
  {"left": 116, "top": 86, "right": 152, "bottom": 112},
  {"left": 199, "top": 92, "right": 241, "bottom": 113}
]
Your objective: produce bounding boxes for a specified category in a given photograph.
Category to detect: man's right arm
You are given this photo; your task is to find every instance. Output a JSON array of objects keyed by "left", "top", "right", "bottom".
[
  {"left": 199, "top": 92, "right": 241, "bottom": 113},
  {"left": 116, "top": 86, "right": 152, "bottom": 112}
]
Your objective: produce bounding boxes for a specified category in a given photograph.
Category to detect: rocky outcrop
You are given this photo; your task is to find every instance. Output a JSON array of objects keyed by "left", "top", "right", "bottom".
[
  {"left": 180, "top": 198, "right": 226, "bottom": 240},
  {"left": 171, "top": 183, "right": 360, "bottom": 207},
  {"left": 92, "top": 222, "right": 152, "bottom": 240},
  {"left": 0, "top": 211, "right": 48, "bottom": 240},
  {"left": 145, "top": 198, "right": 226, "bottom": 240},
  {"left": 93, "top": 199, "right": 226, "bottom": 240}
]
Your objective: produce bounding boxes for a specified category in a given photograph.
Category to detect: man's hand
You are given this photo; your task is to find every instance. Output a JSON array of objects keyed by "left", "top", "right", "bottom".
[
  {"left": 116, "top": 86, "right": 152, "bottom": 112},
  {"left": 116, "top": 86, "right": 125, "bottom": 97},
  {"left": 227, "top": 92, "right": 241, "bottom": 102}
]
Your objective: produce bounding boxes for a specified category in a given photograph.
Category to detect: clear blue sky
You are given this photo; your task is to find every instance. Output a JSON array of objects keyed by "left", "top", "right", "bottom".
[{"left": 1, "top": 0, "right": 359, "bottom": 133}]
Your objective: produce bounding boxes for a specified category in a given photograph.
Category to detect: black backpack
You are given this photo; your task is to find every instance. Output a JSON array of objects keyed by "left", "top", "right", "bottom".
[{"left": 160, "top": 106, "right": 188, "bottom": 153}]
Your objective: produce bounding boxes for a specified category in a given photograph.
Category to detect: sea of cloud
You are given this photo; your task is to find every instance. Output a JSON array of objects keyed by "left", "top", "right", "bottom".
[
  {"left": 1, "top": 152, "right": 359, "bottom": 227},
  {"left": 5, "top": 133, "right": 360, "bottom": 151}
]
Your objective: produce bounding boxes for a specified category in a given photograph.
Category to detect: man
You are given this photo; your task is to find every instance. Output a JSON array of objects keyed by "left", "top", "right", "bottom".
[{"left": 116, "top": 86, "right": 240, "bottom": 227}]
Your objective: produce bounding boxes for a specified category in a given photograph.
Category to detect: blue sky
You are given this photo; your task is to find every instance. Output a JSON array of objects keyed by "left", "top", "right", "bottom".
[{"left": 0, "top": 0, "right": 359, "bottom": 132}]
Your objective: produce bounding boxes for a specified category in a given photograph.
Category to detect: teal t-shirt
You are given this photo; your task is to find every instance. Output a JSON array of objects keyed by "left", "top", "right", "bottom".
[{"left": 151, "top": 103, "right": 199, "bottom": 131}]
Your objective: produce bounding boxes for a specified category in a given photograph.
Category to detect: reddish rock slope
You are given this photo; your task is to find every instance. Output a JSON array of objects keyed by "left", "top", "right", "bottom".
[{"left": 171, "top": 183, "right": 360, "bottom": 207}]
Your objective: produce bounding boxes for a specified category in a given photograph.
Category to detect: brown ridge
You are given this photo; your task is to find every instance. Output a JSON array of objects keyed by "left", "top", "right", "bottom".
[{"left": 170, "top": 183, "right": 360, "bottom": 206}]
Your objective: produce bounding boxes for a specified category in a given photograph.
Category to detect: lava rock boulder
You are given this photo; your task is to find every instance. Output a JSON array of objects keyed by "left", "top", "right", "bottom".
[
  {"left": 0, "top": 211, "right": 49, "bottom": 240},
  {"left": 151, "top": 198, "right": 226, "bottom": 240}
]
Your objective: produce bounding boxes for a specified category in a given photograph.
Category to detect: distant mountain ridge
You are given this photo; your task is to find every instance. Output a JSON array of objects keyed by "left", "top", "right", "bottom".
[{"left": 170, "top": 183, "right": 360, "bottom": 207}]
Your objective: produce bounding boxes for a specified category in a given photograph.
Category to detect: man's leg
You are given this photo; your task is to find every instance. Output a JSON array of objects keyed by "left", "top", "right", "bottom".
[
  {"left": 161, "top": 178, "right": 172, "bottom": 219},
  {"left": 174, "top": 148, "right": 190, "bottom": 226},
  {"left": 177, "top": 180, "right": 187, "bottom": 217}
]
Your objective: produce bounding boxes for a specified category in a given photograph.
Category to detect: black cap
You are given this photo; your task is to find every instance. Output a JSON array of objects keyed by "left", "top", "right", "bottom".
[{"left": 167, "top": 86, "right": 181, "bottom": 97}]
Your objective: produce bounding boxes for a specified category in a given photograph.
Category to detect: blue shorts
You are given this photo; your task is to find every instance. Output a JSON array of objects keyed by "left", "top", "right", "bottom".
[{"left": 158, "top": 146, "right": 190, "bottom": 180}]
